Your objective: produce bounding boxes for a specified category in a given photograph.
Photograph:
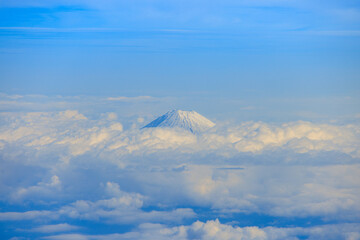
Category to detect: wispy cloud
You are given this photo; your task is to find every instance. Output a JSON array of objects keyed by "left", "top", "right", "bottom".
[
  {"left": 304, "top": 30, "right": 360, "bottom": 36},
  {"left": 0, "top": 93, "right": 23, "bottom": 99},
  {"left": 0, "top": 27, "right": 196, "bottom": 34},
  {"left": 29, "top": 223, "right": 80, "bottom": 233},
  {"left": 107, "top": 96, "right": 157, "bottom": 102}
]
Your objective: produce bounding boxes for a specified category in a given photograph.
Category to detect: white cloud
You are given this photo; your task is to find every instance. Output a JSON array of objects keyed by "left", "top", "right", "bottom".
[
  {"left": 107, "top": 96, "right": 156, "bottom": 102},
  {"left": 30, "top": 223, "right": 80, "bottom": 233},
  {"left": 182, "top": 164, "right": 360, "bottom": 219},
  {"left": 0, "top": 93, "right": 23, "bottom": 99},
  {"left": 1, "top": 182, "right": 196, "bottom": 224},
  {"left": 1, "top": 110, "right": 359, "bottom": 158},
  {"left": 0, "top": 104, "right": 359, "bottom": 238},
  {"left": 11, "top": 175, "right": 61, "bottom": 202},
  {"left": 0, "top": 210, "right": 55, "bottom": 221},
  {"left": 0, "top": 110, "right": 359, "bottom": 219},
  {"left": 41, "top": 220, "right": 360, "bottom": 240},
  {"left": 4, "top": 164, "right": 358, "bottom": 222},
  {"left": 0, "top": 200, "right": 195, "bottom": 225},
  {"left": 106, "top": 112, "right": 118, "bottom": 121},
  {"left": 58, "top": 194, "right": 195, "bottom": 224}
]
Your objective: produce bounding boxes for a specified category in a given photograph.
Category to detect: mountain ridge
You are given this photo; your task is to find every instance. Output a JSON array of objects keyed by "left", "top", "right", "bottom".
[{"left": 142, "top": 110, "right": 215, "bottom": 133}]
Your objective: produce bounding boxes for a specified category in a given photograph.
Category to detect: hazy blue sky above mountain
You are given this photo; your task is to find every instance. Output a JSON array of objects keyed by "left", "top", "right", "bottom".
[{"left": 0, "top": 0, "right": 360, "bottom": 101}]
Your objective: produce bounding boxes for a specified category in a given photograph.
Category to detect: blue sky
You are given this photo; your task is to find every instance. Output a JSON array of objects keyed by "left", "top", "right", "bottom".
[
  {"left": 1, "top": 1, "right": 360, "bottom": 240},
  {"left": 0, "top": 0, "right": 360, "bottom": 100}
]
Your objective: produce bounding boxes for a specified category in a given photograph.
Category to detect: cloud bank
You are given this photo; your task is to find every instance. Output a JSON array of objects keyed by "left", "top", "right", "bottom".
[
  {"left": 41, "top": 220, "right": 360, "bottom": 240},
  {"left": 0, "top": 97, "right": 359, "bottom": 239}
]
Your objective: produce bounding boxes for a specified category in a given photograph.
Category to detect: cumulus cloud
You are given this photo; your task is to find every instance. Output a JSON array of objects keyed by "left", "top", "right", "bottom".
[
  {"left": 41, "top": 220, "right": 360, "bottom": 240},
  {"left": 2, "top": 164, "right": 359, "bottom": 221},
  {"left": 1, "top": 182, "right": 195, "bottom": 224},
  {"left": 1, "top": 110, "right": 359, "bottom": 159},
  {"left": 182, "top": 164, "right": 360, "bottom": 219},
  {"left": 0, "top": 202, "right": 195, "bottom": 225},
  {"left": 0, "top": 110, "right": 359, "bottom": 217},
  {"left": 10, "top": 175, "right": 61, "bottom": 202},
  {"left": 0, "top": 103, "right": 359, "bottom": 238}
]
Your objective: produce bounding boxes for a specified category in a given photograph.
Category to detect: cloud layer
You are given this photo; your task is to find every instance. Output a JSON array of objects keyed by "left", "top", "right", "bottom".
[
  {"left": 39, "top": 220, "right": 360, "bottom": 240},
  {"left": 0, "top": 99, "right": 359, "bottom": 239},
  {"left": 1, "top": 109, "right": 359, "bottom": 158}
]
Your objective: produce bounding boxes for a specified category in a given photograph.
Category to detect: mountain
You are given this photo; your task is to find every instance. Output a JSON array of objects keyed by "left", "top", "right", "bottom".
[{"left": 142, "top": 110, "right": 215, "bottom": 133}]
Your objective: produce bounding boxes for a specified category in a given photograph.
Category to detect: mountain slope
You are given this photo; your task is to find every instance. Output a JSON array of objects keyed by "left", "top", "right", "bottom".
[{"left": 142, "top": 110, "right": 215, "bottom": 133}]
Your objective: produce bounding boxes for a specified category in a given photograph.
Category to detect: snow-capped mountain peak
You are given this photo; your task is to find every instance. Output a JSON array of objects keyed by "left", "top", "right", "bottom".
[{"left": 142, "top": 110, "right": 215, "bottom": 133}]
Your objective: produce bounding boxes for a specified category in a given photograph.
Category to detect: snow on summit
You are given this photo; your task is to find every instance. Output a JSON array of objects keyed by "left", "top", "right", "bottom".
[{"left": 142, "top": 110, "right": 215, "bottom": 133}]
